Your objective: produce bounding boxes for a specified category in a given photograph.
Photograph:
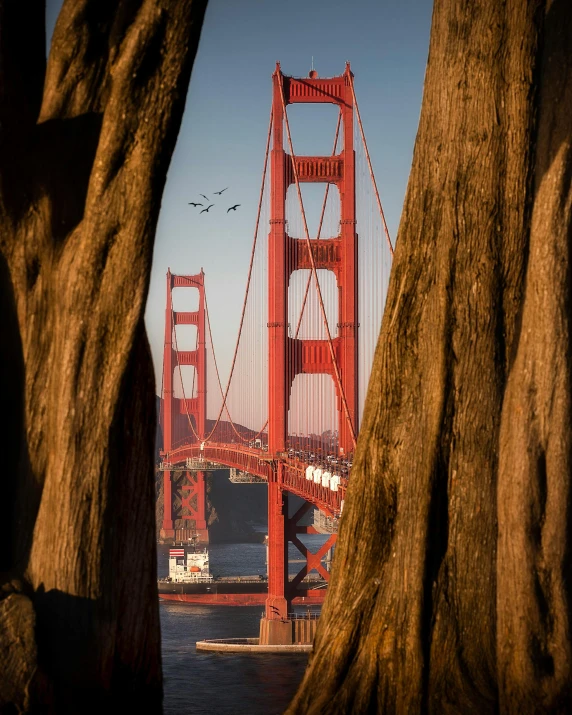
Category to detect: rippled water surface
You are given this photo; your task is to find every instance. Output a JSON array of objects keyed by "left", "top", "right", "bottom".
[{"left": 159, "top": 537, "right": 327, "bottom": 714}]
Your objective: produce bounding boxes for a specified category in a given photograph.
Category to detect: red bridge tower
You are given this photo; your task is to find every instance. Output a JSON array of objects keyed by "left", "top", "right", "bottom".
[
  {"left": 263, "top": 63, "right": 356, "bottom": 641},
  {"left": 160, "top": 270, "right": 209, "bottom": 544}
]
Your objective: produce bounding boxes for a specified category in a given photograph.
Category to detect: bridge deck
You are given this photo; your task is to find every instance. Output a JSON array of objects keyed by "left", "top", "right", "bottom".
[{"left": 162, "top": 443, "right": 347, "bottom": 517}]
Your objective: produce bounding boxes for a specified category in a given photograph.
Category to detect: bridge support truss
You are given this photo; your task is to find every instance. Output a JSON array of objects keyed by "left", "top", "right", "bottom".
[
  {"left": 160, "top": 270, "right": 208, "bottom": 543},
  {"left": 180, "top": 469, "right": 209, "bottom": 543}
]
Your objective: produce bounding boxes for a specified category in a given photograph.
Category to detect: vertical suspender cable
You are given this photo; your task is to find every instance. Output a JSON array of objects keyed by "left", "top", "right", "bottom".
[
  {"left": 348, "top": 72, "right": 394, "bottom": 256},
  {"left": 205, "top": 287, "right": 268, "bottom": 442}
]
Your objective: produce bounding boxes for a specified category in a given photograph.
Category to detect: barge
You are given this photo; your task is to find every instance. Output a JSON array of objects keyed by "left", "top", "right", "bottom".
[{"left": 158, "top": 545, "right": 327, "bottom": 606}]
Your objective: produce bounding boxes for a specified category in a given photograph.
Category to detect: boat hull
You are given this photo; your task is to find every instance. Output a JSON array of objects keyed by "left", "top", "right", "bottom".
[{"left": 157, "top": 579, "right": 327, "bottom": 606}]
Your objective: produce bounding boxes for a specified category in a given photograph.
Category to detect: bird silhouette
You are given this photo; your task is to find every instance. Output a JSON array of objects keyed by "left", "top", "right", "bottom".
[
  {"left": 188, "top": 202, "right": 203, "bottom": 207},
  {"left": 214, "top": 187, "right": 229, "bottom": 195},
  {"left": 227, "top": 204, "right": 241, "bottom": 212},
  {"left": 200, "top": 204, "right": 214, "bottom": 214},
  {"left": 200, "top": 194, "right": 210, "bottom": 201}
]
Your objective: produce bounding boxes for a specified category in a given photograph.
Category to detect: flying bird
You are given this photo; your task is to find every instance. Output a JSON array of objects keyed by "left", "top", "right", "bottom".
[
  {"left": 214, "top": 187, "right": 229, "bottom": 195},
  {"left": 227, "top": 204, "right": 241, "bottom": 213},
  {"left": 188, "top": 202, "right": 203, "bottom": 207},
  {"left": 200, "top": 194, "right": 210, "bottom": 201},
  {"left": 200, "top": 204, "right": 214, "bottom": 213}
]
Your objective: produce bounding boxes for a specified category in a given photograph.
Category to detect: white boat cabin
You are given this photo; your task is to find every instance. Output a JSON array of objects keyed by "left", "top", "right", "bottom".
[{"left": 168, "top": 547, "right": 214, "bottom": 583}]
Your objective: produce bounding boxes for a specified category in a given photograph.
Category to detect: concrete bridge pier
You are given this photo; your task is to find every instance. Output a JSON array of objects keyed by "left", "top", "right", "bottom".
[{"left": 259, "top": 615, "right": 319, "bottom": 646}]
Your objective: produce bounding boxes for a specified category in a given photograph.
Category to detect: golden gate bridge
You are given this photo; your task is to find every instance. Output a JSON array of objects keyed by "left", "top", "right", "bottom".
[{"left": 158, "top": 62, "right": 393, "bottom": 643}]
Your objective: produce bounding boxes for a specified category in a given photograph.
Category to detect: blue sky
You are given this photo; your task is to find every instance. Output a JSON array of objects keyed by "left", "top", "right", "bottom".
[{"left": 46, "top": 1, "right": 434, "bottom": 394}]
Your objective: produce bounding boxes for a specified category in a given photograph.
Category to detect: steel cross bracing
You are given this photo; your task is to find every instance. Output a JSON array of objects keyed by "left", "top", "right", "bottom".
[{"left": 159, "top": 63, "right": 393, "bottom": 623}]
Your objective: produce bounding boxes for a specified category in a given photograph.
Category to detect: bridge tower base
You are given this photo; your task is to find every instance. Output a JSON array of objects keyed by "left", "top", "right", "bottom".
[
  {"left": 261, "top": 465, "right": 337, "bottom": 645},
  {"left": 259, "top": 618, "right": 293, "bottom": 646},
  {"left": 260, "top": 478, "right": 292, "bottom": 645}
]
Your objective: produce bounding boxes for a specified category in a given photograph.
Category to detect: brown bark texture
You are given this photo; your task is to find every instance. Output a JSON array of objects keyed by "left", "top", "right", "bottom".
[
  {"left": 0, "top": 0, "right": 207, "bottom": 712},
  {"left": 288, "top": 1, "right": 572, "bottom": 713}
]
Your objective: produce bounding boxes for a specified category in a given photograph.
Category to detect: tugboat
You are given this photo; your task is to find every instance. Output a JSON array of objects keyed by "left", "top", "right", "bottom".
[{"left": 157, "top": 535, "right": 326, "bottom": 606}]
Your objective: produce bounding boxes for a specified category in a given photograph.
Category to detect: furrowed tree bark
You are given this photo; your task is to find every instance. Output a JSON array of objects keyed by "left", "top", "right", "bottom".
[
  {"left": 497, "top": 1, "right": 572, "bottom": 710},
  {"left": 0, "top": 1, "right": 207, "bottom": 711},
  {"left": 288, "top": 1, "right": 572, "bottom": 713}
]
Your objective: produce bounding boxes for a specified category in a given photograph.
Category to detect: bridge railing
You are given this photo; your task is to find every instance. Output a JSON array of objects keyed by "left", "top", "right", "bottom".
[{"left": 287, "top": 612, "right": 320, "bottom": 621}]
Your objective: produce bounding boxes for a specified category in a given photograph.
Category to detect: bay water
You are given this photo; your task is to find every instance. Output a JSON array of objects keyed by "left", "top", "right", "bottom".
[{"left": 158, "top": 535, "right": 328, "bottom": 714}]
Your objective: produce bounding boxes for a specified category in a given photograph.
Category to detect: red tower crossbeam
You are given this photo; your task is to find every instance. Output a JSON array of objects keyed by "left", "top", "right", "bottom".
[
  {"left": 160, "top": 270, "right": 208, "bottom": 542},
  {"left": 348, "top": 74, "right": 394, "bottom": 256}
]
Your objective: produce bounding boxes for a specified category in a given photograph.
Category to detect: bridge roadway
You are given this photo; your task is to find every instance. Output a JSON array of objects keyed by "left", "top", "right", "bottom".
[{"left": 164, "top": 442, "right": 346, "bottom": 517}]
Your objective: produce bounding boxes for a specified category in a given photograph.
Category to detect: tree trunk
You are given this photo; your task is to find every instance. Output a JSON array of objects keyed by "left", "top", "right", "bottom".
[
  {"left": 288, "top": 1, "right": 572, "bottom": 713},
  {"left": 0, "top": 1, "right": 207, "bottom": 711}
]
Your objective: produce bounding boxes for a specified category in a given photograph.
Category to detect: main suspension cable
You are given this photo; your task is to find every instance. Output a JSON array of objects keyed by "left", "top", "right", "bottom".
[
  {"left": 177, "top": 106, "right": 274, "bottom": 445},
  {"left": 203, "top": 289, "right": 268, "bottom": 443}
]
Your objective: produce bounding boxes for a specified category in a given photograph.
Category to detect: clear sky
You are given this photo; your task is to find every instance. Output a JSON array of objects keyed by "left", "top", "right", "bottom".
[{"left": 46, "top": 0, "right": 434, "bottom": 395}]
